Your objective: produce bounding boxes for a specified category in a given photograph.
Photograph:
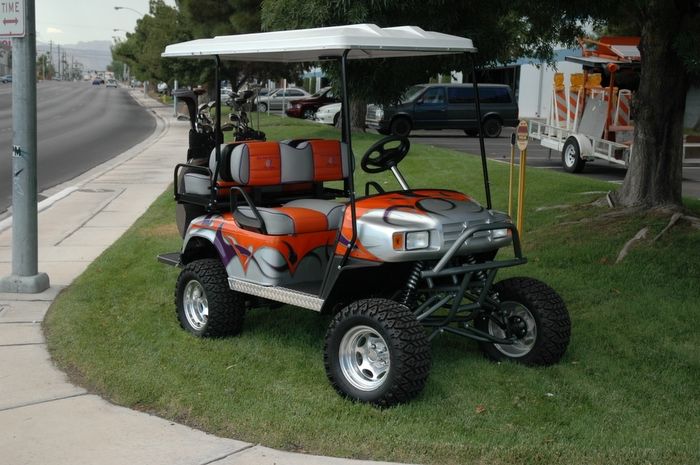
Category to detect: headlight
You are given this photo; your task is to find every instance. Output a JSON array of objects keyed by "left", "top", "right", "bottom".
[
  {"left": 492, "top": 228, "right": 509, "bottom": 239},
  {"left": 405, "top": 231, "right": 430, "bottom": 250},
  {"left": 393, "top": 231, "right": 431, "bottom": 250}
]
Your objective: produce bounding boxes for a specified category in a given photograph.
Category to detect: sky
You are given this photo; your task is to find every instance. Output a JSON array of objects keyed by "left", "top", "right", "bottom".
[{"left": 34, "top": 0, "right": 176, "bottom": 45}]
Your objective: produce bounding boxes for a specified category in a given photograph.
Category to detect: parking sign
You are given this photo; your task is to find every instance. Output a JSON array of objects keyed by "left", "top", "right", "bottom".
[{"left": 1, "top": 0, "right": 25, "bottom": 37}]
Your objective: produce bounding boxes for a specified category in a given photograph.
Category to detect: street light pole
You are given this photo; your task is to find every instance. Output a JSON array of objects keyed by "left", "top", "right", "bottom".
[
  {"left": 0, "top": 0, "right": 50, "bottom": 293},
  {"left": 114, "top": 6, "right": 145, "bottom": 15}
]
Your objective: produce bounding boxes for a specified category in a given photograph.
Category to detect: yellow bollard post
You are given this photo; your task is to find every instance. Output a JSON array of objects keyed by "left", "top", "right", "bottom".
[
  {"left": 516, "top": 148, "right": 527, "bottom": 238},
  {"left": 515, "top": 120, "right": 530, "bottom": 242},
  {"left": 508, "top": 132, "right": 516, "bottom": 217}
]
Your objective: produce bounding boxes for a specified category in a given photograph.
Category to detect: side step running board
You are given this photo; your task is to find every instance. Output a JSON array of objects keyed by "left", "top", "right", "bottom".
[
  {"left": 228, "top": 278, "right": 324, "bottom": 312},
  {"left": 157, "top": 252, "right": 182, "bottom": 267}
]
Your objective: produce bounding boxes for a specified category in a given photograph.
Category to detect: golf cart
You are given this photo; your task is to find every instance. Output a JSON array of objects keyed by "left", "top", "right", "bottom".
[{"left": 159, "top": 24, "right": 571, "bottom": 406}]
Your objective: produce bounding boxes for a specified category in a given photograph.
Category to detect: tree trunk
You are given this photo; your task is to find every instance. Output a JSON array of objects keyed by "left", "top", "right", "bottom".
[
  {"left": 350, "top": 99, "right": 367, "bottom": 132},
  {"left": 613, "top": 0, "right": 689, "bottom": 209}
]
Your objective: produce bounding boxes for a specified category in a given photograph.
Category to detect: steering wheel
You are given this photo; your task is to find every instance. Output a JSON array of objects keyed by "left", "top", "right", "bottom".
[{"left": 360, "top": 135, "right": 411, "bottom": 173}]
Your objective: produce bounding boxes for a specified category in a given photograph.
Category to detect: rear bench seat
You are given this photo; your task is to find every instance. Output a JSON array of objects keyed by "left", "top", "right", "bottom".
[{"left": 185, "top": 140, "right": 349, "bottom": 235}]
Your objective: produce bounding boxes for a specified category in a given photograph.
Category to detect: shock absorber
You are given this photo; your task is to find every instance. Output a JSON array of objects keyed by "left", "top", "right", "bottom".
[
  {"left": 465, "top": 255, "right": 487, "bottom": 286},
  {"left": 399, "top": 261, "right": 424, "bottom": 307}
]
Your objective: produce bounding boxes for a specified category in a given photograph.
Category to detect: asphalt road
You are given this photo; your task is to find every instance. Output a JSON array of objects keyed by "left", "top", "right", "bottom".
[
  {"left": 0, "top": 80, "right": 157, "bottom": 213},
  {"left": 405, "top": 128, "right": 700, "bottom": 200}
]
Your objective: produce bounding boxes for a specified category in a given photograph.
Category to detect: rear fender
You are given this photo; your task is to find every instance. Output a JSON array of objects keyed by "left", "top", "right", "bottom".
[{"left": 481, "top": 112, "right": 503, "bottom": 123}]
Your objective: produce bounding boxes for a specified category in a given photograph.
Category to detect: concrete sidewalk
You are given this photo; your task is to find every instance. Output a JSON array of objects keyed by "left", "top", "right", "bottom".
[{"left": 0, "top": 90, "right": 414, "bottom": 465}]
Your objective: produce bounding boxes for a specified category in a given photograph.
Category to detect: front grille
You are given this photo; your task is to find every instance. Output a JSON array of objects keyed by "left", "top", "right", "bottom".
[
  {"left": 442, "top": 220, "right": 490, "bottom": 248},
  {"left": 442, "top": 222, "right": 465, "bottom": 248},
  {"left": 366, "top": 105, "right": 381, "bottom": 122}
]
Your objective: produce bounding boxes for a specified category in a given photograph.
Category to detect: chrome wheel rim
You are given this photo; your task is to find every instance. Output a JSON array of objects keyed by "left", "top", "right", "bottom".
[
  {"left": 564, "top": 144, "right": 577, "bottom": 167},
  {"left": 183, "top": 280, "right": 208, "bottom": 330},
  {"left": 339, "top": 325, "right": 390, "bottom": 391},
  {"left": 489, "top": 302, "right": 537, "bottom": 358}
]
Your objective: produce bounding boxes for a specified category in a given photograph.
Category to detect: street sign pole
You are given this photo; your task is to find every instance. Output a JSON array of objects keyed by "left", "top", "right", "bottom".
[
  {"left": 0, "top": 0, "right": 50, "bottom": 293},
  {"left": 515, "top": 120, "right": 529, "bottom": 241}
]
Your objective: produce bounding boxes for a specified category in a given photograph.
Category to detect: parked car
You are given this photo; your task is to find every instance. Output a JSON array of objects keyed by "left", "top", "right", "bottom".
[
  {"left": 157, "top": 81, "right": 169, "bottom": 93},
  {"left": 285, "top": 86, "right": 340, "bottom": 119},
  {"left": 314, "top": 102, "right": 341, "bottom": 126},
  {"left": 257, "top": 87, "right": 276, "bottom": 98},
  {"left": 92, "top": 78, "right": 102, "bottom": 85},
  {"left": 256, "top": 87, "right": 310, "bottom": 112},
  {"left": 106, "top": 79, "right": 118, "bottom": 88},
  {"left": 365, "top": 83, "right": 519, "bottom": 137},
  {"left": 0, "top": 74, "right": 11, "bottom": 83}
]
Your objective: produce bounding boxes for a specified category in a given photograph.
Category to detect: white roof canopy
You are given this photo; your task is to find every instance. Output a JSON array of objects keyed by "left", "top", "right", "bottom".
[{"left": 162, "top": 24, "right": 476, "bottom": 62}]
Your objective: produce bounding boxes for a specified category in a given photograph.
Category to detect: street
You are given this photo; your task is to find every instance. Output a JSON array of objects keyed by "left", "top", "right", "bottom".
[
  {"left": 0, "top": 81, "right": 157, "bottom": 214},
  {"left": 406, "top": 128, "right": 700, "bottom": 200}
]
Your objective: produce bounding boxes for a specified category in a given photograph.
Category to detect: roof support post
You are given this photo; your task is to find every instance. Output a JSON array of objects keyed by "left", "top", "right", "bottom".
[
  {"left": 470, "top": 54, "right": 492, "bottom": 210},
  {"left": 210, "top": 55, "right": 222, "bottom": 207},
  {"left": 339, "top": 50, "right": 357, "bottom": 267}
]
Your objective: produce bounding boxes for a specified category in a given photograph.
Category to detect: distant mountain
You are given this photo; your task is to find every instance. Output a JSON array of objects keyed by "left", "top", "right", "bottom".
[{"left": 37, "top": 40, "right": 112, "bottom": 73}]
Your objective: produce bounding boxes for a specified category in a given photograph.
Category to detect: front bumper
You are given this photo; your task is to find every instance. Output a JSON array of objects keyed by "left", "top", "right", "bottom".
[{"left": 285, "top": 107, "right": 303, "bottom": 118}]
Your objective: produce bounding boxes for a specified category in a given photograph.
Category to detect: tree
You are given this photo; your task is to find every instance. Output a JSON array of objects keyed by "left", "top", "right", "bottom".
[
  {"left": 177, "top": 0, "right": 300, "bottom": 93},
  {"left": 260, "top": 0, "right": 593, "bottom": 129},
  {"left": 112, "top": 1, "right": 197, "bottom": 87},
  {"left": 36, "top": 53, "right": 54, "bottom": 80},
  {"left": 261, "top": 0, "right": 700, "bottom": 209},
  {"left": 610, "top": 0, "right": 699, "bottom": 208}
]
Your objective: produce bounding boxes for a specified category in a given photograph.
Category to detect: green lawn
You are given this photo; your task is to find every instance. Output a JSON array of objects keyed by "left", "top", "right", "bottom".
[{"left": 45, "top": 116, "right": 700, "bottom": 465}]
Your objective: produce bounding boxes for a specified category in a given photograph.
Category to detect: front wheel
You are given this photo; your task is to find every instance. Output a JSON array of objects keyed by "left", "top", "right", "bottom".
[
  {"left": 389, "top": 117, "right": 412, "bottom": 137},
  {"left": 257, "top": 102, "right": 268, "bottom": 112},
  {"left": 324, "top": 299, "right": 431, "bottom": 406},
  {"left": 302, "top": 108, "right": 315, "bottom": 119},
  {"left": 175, "top": 259, "right": 245, "bottom": 338},
  {"left": 476, "top": 277, "right": 570, "bottom": 366}
]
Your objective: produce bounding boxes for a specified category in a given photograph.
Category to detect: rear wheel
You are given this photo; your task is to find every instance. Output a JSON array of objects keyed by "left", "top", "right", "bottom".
[
  {"left": 389, "top": 117, "right": 412, "bottom": 137},
  {"left": 175, "top": 259, "right": 245, "bottom": 338},
  {"left": 482, "top": 117, "right": 503, "bottom": 138},
  {"left": 324, "top": 298, "right": 431, "bottom": 406},
  {"left": 476, "top": 277, "right": 570, "bottom": 366},
  {"left": 562, "top": 136, "right": 586, "bottom": 173}
]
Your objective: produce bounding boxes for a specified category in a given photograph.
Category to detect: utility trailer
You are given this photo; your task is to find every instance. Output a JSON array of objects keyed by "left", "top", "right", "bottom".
[{"left": 528, "top": 37, "right": 641, "bottom": 173}]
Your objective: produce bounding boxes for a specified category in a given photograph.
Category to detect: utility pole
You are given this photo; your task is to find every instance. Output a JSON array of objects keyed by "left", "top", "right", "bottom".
[{"left": 0, "top": 0, "right": 50, "bottom": 293}]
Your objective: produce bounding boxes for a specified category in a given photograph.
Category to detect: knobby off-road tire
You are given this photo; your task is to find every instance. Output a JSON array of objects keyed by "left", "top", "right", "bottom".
[
  {"left": 324, "top": 298, "right": 431, "bottom": 407},
  {"left": 175, "top": 259, "right": 245, "bottom": 338},
  {"left": 477, "top": 277, "right": 570, "bottom": 366}
]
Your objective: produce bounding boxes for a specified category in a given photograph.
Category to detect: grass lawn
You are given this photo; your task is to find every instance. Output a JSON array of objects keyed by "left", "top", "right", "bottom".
[{"left": 45, "top": 115, "right": 700, "bottom": 465}]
